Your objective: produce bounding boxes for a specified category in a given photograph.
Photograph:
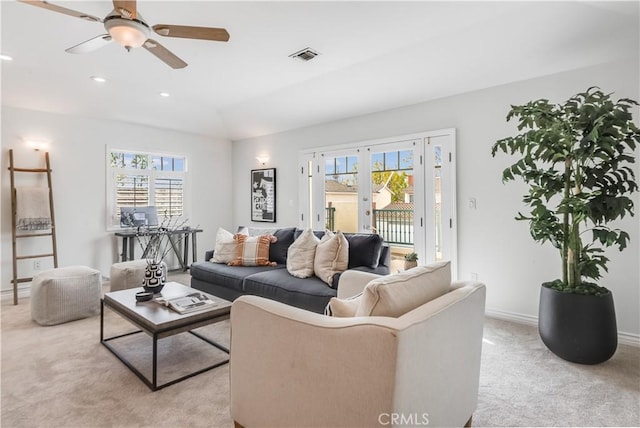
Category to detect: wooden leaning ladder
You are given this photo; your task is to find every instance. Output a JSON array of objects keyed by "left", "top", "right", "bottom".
[{"left": 8, "top": 149, "right": 59, "bottom": 305}]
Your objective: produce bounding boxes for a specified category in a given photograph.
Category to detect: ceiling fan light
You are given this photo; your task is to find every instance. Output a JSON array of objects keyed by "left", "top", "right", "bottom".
[{"left": 105, "top": 18, "right": 150, "bottom": 49}]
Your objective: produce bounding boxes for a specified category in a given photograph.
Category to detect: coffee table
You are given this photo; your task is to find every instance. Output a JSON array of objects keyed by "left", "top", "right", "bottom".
[{"left": 101, "top": 282, "right": 231, "bottom": 391}]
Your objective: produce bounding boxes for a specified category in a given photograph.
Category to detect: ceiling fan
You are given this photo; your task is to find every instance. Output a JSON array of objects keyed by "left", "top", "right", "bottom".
[{"left": 18, "top": 0, "right": 230, "bottom": 69}]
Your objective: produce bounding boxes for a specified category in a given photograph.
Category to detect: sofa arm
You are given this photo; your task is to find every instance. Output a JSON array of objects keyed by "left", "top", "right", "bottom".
[
  {"left": 230, "top": 295, "right": 399, "bottom": 428},
  {"left": 204, "top": 249, "right": 214, "bottom": 261},
  {"left": 336, "top": 270, "right": 382, "bottom": 299}
]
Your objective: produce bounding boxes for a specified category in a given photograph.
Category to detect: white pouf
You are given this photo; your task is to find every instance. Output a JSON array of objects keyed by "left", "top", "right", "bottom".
[
  {"left": 109, "top": 259, "right": 167, "bottom": 292},
  {"left": 31, "top": 266, "right": 102, "bottom": 326}
]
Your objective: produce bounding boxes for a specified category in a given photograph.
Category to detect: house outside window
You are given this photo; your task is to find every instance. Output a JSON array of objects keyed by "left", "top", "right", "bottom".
[{"left": 107, "top": 149, "right": 187, "bottom": 229}]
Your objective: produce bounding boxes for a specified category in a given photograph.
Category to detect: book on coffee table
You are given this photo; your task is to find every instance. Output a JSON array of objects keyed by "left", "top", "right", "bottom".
[{"left": 155, "top": 292, "right": 217, "bottom": 314}]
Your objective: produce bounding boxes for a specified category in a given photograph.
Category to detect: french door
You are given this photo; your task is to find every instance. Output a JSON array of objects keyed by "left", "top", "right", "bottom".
[{"left": 299, "top": 129, "right": 456, "bottom": 274}]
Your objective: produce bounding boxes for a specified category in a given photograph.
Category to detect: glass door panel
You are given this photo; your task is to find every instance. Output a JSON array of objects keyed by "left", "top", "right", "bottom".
[
  {"left": 434, "top": 145, "right": 443, "bottom": 261},
  {"left": 370, "top": 144, "right": 417, "bottom": 272},
  {"left": 323, "top": 153, "right": 359, "bottom": 233}
]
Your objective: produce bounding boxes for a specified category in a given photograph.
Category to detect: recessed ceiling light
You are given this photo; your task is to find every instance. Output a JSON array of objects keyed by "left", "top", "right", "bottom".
[
  {"left": 159, "top": 92, "right": 170, "bottom": 97},
  {"left": 90, "top": 76, "right": 107, "bottom": 83},
  {"left": 0, "top": 54, "right": 14, "bottom": 61}
]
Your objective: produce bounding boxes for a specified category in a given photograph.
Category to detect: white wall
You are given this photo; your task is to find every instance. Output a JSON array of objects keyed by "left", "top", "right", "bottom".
[
  {"left": 1, "top": 107, "right": 233, "bottom": 295},
  {"left": 231, "top": 59, "right": 640, "bottom": 338}
]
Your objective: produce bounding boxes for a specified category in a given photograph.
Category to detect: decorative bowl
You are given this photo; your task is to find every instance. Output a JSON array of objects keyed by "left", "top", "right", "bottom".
[{"left": 143, "top": 283, "right": 165, "bottom": 294}]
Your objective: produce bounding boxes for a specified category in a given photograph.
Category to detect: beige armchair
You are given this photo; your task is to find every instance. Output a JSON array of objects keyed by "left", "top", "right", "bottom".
[{"left": 230, "top": 270, "right": 486, "bottom": 428}]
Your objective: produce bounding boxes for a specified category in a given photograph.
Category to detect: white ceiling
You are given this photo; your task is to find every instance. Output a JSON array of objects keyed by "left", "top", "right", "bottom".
[{"left": 1, "top": 1, "right": 638, "bottom": 141}]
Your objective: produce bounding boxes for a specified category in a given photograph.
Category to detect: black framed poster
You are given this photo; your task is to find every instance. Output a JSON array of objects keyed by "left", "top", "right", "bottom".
[{"left": 251, "top": 168, "right": 276, "bottom": 222}]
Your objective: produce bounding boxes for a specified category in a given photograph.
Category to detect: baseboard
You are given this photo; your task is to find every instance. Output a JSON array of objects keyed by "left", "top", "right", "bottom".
[
  {"left": 485, "top": 308, "right": 538, "bottom": 327},
  {"left": 485, "top": 307, "right": 640, "bottom": 348},
  {"left": 1, "top": 284, "right": 31, "bottom": 302},
  {"left": 618, "top": 332, "right": 640, "bottom": 347}
]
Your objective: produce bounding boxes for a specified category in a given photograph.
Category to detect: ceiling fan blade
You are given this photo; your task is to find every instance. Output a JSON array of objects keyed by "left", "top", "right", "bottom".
[
  {"left": 152, "top": 24, "right": 230, "bottom": 42},
  {"left": 65, "top": 34, "right": 113, "bottom": 54},
  {"left": 112, "top": 0, "right": 137, "bottom": 19},
  {"left": 18, "top": 0, "right": 102, "bottom": 22},
  {"left": 143, "top": 39, "right": 187, "bottom": 69}
]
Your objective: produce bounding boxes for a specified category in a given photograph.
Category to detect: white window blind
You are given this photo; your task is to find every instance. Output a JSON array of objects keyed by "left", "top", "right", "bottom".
[{"left": 155, "top": 177, "right": 184, "bottom": 217}]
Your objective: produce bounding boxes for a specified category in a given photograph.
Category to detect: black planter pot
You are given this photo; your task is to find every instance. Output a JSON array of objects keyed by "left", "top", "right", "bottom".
[{"left": 538, "top": 284, "right": 617, "bottom": 365}]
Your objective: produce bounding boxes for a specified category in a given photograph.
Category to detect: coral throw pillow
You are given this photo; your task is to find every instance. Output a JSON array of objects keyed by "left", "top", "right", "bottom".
[
  {"left": 228, "top": 234, "right": 278, "bottom": 267},
  {"left": 313, "top": 230, "right": 349, "bottom": 287}
]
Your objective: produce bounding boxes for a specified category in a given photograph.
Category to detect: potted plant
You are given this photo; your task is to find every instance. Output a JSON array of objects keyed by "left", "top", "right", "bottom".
[
  {"left": 491, "top": 87, "right": 639, "bottom": 364},
  {"left": 404, "top": 252, "right": 418, "bottom": 270}
]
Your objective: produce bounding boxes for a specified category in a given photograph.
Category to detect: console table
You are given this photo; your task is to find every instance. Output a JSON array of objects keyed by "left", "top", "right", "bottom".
[{"left": 115, "top": 227, "right": 203, "bottom": 271}]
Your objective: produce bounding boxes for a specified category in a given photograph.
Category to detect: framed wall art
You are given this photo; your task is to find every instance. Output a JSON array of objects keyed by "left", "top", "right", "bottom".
[{"left": 251, "top": 168, "right": 276, "bottom": 222}]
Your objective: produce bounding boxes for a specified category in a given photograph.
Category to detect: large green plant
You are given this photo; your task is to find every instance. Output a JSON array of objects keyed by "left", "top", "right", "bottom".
[{"left": 491, "top": 87, "right": 639, "bottom": 294}]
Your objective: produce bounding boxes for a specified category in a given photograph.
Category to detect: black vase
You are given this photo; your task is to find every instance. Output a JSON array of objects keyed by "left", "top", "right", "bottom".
[{"left": 538, "top": 284, "right": 617, "bottom": 364}]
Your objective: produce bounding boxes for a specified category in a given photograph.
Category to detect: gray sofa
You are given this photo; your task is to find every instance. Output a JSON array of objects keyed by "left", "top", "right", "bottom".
[{"left": 190, "top": 227, "right": 390, "bottom": 313}]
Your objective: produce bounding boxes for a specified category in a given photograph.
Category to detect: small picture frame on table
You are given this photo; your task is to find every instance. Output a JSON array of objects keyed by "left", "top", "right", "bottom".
[{"left": 251, "top": 168, "right": 276, "bottom": 222}]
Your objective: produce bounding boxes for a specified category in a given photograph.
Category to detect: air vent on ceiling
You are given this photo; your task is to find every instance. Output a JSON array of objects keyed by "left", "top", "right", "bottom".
[{"left": 289, "top": 47, "right": 320, "bottom": 62}]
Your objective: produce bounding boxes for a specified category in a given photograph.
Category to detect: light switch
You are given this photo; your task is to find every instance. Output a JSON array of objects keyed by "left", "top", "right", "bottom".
[{"left": 468, "top": 197, "right": 477, "bottom": 209}]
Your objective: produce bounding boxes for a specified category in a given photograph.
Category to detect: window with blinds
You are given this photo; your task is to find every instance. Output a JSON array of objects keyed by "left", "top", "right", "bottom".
[{"left": 107, "top": 150, "right": 187, "bottom": 228}]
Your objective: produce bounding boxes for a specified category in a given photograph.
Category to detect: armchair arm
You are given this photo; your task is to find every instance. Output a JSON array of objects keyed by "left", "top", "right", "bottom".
[
  {"left": 336, "top": 270, "right": 382, "bottom": 299},
  {"left": 230, "top": 295, "right": 398, "bottom": 428}
]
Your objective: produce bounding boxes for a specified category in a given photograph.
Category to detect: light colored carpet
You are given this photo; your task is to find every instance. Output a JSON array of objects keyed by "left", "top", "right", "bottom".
[{"left": 2, "top": 273, "right": 639, "bottom": 427}]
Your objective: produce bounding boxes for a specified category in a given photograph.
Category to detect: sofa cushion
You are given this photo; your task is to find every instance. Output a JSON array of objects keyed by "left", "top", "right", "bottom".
[
  {"left": 287, "top": 228, "right": 320, "bottom": 278},
  {"left": 269, "top": 227, "right": 296, "bottom": 265},
  {"left": 314, "top": 231, "right": 349, "bottom": 287},
  {"left": 229, "top": 234, "right": 277, "bottom": 267},
  {"left": 344, "top": 233, "right": 383, "bottom": 269},
  {"left": 211, "top": 227, "right": 239, "bottom": 264},
  {"left": 295, "top": 228, "right": 325, "bottom": 240},
  {"left": 355, "top": 261, "right": 451, "bottom": 317},
  {"left": 190, "top": 261, "right": 283, "bottom": 293},
  {"left": 244, "top": 269, "right": 337, "bottom": 313}
]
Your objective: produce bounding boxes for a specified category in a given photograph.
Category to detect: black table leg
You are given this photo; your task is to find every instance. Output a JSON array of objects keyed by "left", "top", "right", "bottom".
[
  {"left": 128, "top": 237, "right": 135, "bottom": 261},
  {"left": 183, "top": 233, "right": 190, "bottom": 271},
  {"left": 192, "top": 231, "right": 197, "bottom": 264}
]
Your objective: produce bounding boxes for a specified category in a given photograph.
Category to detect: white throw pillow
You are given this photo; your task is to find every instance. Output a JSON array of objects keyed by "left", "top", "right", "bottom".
[
  {"left": 355, "top": 261, "right": 451, "bottom": 317},
  {"left": 325, "top": 293, "right": 362, "bottom": 317},
  {"left": 211, "top": 227, "right": 239, "bottom": 263},
  {"left": 286, "top": 228, "right": 320, "bottom": 278},
  {"left": 313, "top": 230, "right": 349, "bottom": 287}
]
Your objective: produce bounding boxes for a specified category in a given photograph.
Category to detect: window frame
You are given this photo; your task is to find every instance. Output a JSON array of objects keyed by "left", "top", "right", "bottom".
[
  {"left": 106, "top": 147, "right": 189, "bottom": 231},
  {"left": 298, "top": 128, "right": 457, "bottom": 276}
]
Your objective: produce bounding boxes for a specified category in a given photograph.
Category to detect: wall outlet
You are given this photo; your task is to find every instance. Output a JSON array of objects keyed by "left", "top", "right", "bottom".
[
  {"left": 471, "top": 272, "right": 478, "bottom": 281},
  {"left": 33, "top": 260, "right": 42, "bottom": 270}
]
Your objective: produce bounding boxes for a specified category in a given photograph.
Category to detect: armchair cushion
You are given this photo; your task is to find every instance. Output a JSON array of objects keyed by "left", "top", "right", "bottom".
[{"left": 355, "top": 261, "right": 451, "bottom": 317}]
